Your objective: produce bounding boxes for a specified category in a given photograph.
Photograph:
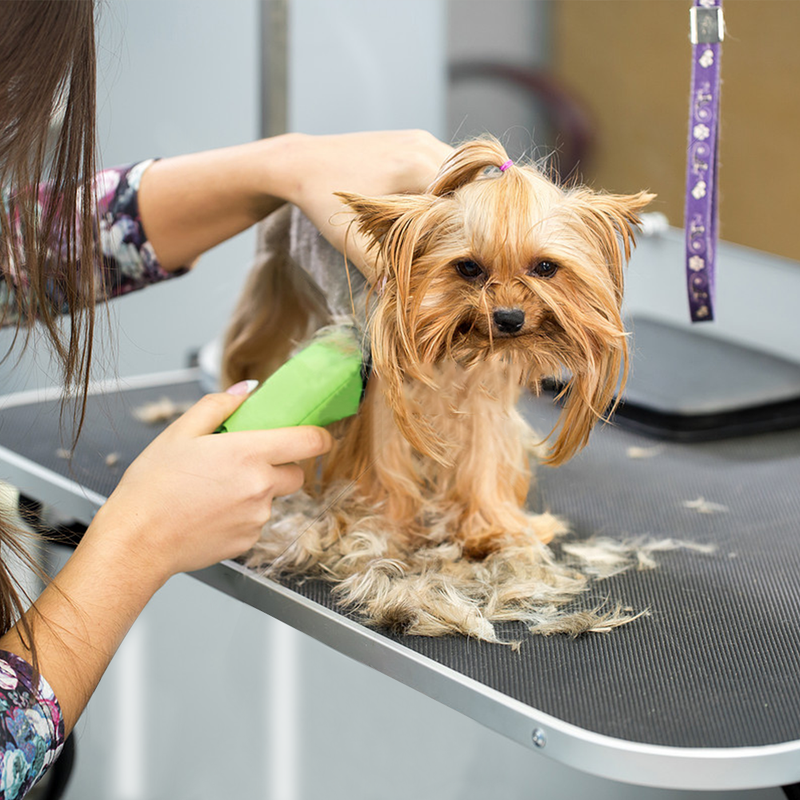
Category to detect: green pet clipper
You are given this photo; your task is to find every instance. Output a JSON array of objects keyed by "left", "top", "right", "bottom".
[{"left": 217, "top": 324, "right": 365, "bottom": 433}]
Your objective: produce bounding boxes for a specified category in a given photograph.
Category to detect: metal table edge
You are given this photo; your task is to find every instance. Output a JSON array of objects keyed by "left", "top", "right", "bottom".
[
  {"left": 0, "top": 445, "right": 106, "bottom": 522},
  {"left": 191, "top": 560, "right": 800, "bottom": 792},
  {"left": 0, "top": 367, "right": 202, "bottom": 410}
]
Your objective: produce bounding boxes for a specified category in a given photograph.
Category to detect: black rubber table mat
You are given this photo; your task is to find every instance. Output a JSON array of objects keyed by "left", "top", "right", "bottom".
[
  {"left": 614, "top": 316, "right": 800, "bottom": 441},
  {"left": 1, "top": 379, "right": 799, "bottom": 751},
  {"left": 0, "top": 379, "right": 205, "bottom": 500}
]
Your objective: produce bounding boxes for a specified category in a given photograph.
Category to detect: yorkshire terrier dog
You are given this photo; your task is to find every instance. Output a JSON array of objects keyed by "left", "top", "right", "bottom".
[{"left": 222, "top": 138, "right": 656, "bottom": 642}]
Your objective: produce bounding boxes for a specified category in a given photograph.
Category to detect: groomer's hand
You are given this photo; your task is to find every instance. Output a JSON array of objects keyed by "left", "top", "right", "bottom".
[
  {"left": 279, "top": 130, "right": 454, "bottom": 279},
  {"left": 0, "top": 383, "right": 331, "bottom": 737},
  {"left": 90, "top": 382, "right": 332, "bottom": 585}
]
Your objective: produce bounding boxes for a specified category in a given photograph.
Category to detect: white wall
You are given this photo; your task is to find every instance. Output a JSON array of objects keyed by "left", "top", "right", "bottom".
[
  {"left": 287, "top": 0, "right": 447, "bottom": 136},
  {"left": 89, "top": 0, "right": 261, "bottom": 379},
  {"left": 447, "top": 0, "right": 552, "bottom": 159}
]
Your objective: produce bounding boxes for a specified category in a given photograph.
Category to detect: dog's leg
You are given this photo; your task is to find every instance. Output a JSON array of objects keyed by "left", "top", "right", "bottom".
[
  {"left": 321, "top": 377, "right": 425, "bottom": 532},
  {"left": 321, "top": 365, "right": 566, "bottom": 559},
  {"left": 444, "top": 366, "right": 567, "bottom": 558}
]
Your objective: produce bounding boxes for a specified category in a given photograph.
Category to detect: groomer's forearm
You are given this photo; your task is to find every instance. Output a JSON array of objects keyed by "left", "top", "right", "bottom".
[
  {"left": 137, "top": 134, "right": 306, "bottom": 271},
  {"left": 0, "top": 523, "right": 165, "bottom": 734}
]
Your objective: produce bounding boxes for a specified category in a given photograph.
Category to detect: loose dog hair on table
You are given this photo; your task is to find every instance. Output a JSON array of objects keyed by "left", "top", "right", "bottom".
[{"left": 222, "top": 137, "right": 658, "bottom": 643}]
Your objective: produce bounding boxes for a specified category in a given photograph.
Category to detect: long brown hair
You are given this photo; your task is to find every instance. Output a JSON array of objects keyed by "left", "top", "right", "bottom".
[{"left": 0, "top": 0, "right": 99, "bottom": 651}]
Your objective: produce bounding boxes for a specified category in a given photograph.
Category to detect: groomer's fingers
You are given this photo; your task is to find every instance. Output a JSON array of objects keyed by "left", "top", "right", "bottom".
[
  {"left": 226, "top": 426, "right": 333, "bottom": 464},
  {"left": 270, "top": 462, "right": 306, "bottom": 499},
  {"left": 164, "top": 387, "right": 256, "bottom": 438}
]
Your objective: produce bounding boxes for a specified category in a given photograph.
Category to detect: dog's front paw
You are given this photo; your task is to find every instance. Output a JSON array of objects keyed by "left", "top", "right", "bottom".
[{"left": 457, "top": 510, "right": 568, "bottom": 559}]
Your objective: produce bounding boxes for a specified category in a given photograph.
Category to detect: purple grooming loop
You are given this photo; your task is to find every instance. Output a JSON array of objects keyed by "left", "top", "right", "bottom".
[{"left": 684, "top": 0, "right": 724, "bottom": 322}]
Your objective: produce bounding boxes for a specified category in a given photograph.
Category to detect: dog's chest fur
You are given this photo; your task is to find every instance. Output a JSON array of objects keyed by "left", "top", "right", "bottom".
[{"left": 279, "top": 203, "right": 534, "bottom": 486}]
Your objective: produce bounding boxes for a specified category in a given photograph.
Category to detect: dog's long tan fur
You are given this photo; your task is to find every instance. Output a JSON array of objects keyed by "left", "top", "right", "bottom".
[{"left": 222, "top": 138, "right": 661, "bottom": 642}]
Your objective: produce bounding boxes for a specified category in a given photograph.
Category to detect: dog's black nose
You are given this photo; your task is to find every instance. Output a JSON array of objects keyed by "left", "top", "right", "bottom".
[{"left": 493, "top": 308, "right": 525, "bottom": 334}]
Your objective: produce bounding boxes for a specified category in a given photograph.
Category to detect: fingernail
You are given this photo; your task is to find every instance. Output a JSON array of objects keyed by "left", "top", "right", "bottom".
[{"left": 226, "top": 379, "right": 259, "bottom": 396}]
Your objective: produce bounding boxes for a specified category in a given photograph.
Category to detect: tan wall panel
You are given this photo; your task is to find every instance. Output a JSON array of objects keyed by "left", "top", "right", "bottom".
[{"left": 554, "top": 0, "right": 800, "bottom": 263}]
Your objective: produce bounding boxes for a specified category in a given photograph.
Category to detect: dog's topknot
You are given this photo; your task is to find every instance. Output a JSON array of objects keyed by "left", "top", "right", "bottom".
[{"left": 427, "top": 136, "right": 515, "bottom": 197}]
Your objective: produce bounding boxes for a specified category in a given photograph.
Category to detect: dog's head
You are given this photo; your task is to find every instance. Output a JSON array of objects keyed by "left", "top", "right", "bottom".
[{"left": 337, "top": 138, "right": 653, "bottom": 466}]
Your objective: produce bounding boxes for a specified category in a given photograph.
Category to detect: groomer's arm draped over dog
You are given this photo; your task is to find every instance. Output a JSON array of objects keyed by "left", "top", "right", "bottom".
[
  {"left": 138, "top": 131, "right": 451, "bottom": 278},
  {"left": 0, "top": 4, "right": 453, "bottom": 795}
]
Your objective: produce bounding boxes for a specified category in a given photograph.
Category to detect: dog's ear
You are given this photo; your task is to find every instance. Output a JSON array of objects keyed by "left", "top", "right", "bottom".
[
  {"left": 544, "top": 347, "right": 625, "bottom": 467},
  {"left": 337, "top": 192, "right": 453, "bottom": 465},
  {"left": 335, "top": 191, "right": 438, "bottom": 287},
  {"left": 335, "top": 192, "right": 435, "bottom": 248},
  {"left": 540, "top": 191, "right": 652, "bottom": 466},
  {"left": 567, "top": 190, "right": 655, "bottom": 302}
]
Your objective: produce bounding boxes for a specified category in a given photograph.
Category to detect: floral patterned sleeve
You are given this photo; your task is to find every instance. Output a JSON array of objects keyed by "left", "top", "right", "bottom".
[
  {"left": 0, "top": 651, "right": 64, "bottom": 800},
  {"left": 0, "top": 159, "right": 187, "bottom": 326}
]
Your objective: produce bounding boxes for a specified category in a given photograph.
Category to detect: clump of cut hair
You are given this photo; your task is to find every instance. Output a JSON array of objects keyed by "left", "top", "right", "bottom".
[{"left": 247, "top": 488, "right": 711, "bottom": 643}]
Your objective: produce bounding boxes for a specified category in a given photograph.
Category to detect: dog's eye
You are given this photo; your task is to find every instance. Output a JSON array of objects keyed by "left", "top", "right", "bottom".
[
  {"left": 454, "top": 260, "right": 485, "bottom": 280},
  {"left": 530, "top": 260, "right": 560, "bottom": 279}
]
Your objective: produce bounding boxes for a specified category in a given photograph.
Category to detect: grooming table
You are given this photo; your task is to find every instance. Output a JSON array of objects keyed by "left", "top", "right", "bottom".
[{"left": 2, "top": 369, "right": 800, "bottom": 793}]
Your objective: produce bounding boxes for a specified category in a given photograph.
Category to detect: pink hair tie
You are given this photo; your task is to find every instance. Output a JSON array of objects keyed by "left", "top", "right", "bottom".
[{"left": 499, "top": 160, "right": 513, "bottom": 172}]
